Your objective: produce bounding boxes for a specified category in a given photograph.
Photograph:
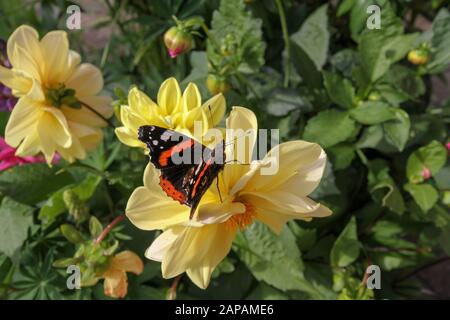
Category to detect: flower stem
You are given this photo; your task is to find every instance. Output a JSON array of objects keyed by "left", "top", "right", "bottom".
[
  {"left": 275, "top": 0, "right": 290, "bottom": 87},
  {"left": 94, "top": 214, "right": 125, "bottom": 244},
  {"left": 82, "top": 101, "right": 115, "bottom": 129},
  {"left": 167, "top": 275, "right": 183, "bottom": 300}
]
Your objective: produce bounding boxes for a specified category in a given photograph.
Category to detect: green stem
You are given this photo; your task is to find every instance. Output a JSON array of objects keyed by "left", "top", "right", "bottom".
[
  {"left": 200, "top": 21, "right": 220, "bottom": 52},
  {"left": 82, "top": 101, "right": 115, "bottom": 128},
  {"left": 356, "top": 149, "right": 368, "bottom": 166},
  {"left": 275, "top": 0, "right": 290, "bottom": 87}
]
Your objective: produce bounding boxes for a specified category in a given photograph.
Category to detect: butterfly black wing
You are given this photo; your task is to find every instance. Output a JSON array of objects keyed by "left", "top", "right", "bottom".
[{"left": 138, "top": 125, "right": 224, "bottom": 218}]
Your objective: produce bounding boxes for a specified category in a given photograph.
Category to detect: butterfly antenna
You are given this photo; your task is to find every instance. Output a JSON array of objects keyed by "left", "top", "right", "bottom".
[{"left": 208, "top": 105, "right": 224, "bottom": 203}]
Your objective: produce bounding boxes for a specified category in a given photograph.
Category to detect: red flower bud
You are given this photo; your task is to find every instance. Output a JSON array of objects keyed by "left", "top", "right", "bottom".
[{"left": 163, "top": 26, "right": 193, "bottom": 58}]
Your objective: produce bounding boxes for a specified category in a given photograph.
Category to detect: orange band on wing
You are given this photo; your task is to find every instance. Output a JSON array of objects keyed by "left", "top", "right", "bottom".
[
  {"left": 191, "top": 159, "right": 212, "bottom": 198},
  {"left": 159, "top": 176, "right": 186, "bottom": 204},
  {"left": 159, "top": 139, "right": 195, "bottom": 166}
]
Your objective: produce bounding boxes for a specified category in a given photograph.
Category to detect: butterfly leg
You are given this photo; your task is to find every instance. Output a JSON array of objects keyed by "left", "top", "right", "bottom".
[{"left": 216, "top": 176, "right": 223, "bottom": 203}]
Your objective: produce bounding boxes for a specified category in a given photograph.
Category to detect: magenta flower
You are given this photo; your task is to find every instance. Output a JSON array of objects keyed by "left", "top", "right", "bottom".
[
  {"left": 0, "top": 137, "right": 58, "bottom": 171},
  {"left": 0, "top": 39, "right": 17, "bottom": 111}
]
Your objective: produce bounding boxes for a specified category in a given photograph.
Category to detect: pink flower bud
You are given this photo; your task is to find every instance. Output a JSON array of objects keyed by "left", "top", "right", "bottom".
[
  {"left": 163, "top": 26, "right": 193, "bottom": 59},
  {"left": 422, "top": 167, "right": 431, "bottom": 180}
]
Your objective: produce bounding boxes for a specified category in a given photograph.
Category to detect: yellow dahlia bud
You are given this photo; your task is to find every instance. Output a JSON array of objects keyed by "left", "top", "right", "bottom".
[
  {"left": 163, "top": 26, "right": 193, "bottom": 58},
  {"left": 206, "top": 74, "right": 231, "bottom": 95},
  {"left": 408, "top": 49, "right": 430, "bottom": 65}
]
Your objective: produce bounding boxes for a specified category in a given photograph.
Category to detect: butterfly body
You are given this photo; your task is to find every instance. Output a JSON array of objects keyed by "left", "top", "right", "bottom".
[{"left": 138, "top": 125, "right": 225, "bottom": 219}]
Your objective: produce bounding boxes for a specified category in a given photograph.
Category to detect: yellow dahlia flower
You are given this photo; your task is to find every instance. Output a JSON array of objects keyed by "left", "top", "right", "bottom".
[
  {"left": 0, "top": 25, "right": 113, "bottom": 163},
  {"left": 125, "top": 107, "right": 331, "bottom": 289},
  {"left": 115, "top": 77, "right": 226, "bottom": 149}
]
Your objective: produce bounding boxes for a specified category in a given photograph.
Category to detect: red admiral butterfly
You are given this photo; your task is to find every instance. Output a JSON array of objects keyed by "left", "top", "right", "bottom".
[{"left": 138, "top": 125, "right": 225, "bottom": 219}]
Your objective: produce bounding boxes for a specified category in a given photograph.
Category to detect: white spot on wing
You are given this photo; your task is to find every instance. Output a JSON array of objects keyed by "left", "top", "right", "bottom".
[
  {"left": 153, "top": 140, "right": 158, "bottom": 146},
  {"left": 161, "top": 131, "right": 172, "bottom": 141}
]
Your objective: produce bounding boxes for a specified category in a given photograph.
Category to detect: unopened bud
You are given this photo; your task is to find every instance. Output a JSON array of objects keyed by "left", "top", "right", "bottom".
[
  {"left": 163, "top": 26, "right": 193, "bottom": 58},
  {"left": 422, "top": 167, "right": 431, "bottom": 180},
  {"left": 408, "top": 49, "right": 430, "bottom": 65},
  {"left": 206, "top": 74, "right": 231, "bottom": 95}
]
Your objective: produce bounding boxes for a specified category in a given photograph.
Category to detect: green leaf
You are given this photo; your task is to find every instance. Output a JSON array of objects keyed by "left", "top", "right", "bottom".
[
  {"left": 246, "top": 282, "right": 289, "bottom": 300},
  {"left": 39, "top": 175, "right": 102, "bottom": 224},
  {"left": 234, "top": 222, "right": 321, "bottom": 297},
  {"left": 291, "top": 4, "right": 329, "bottom": 70},
  {"left": 350, "top": 101, "right": 397, "bottom": 125},
  {"left": 383, "top": 108, "right": 411, "bottom": 152},
  {"left": 359, "top": 7, "right": 417, "bottom": 82},
  {"left": 303, "top": 110, "right": 356, "bottom": 148},
  {"left": 323, "top": 71, "right": 355, "bottom": 109},
  {"left": 425, "top": 9, "right": 450, "bottom": 74},
  {"left": 0, "top": 197, "right": 34, "bottom": 257},
  {"left": 327, "top": 143, "right": 355, "bottom": 170},
  {"left": 367, "top": 159, "right": 405, "bottom": 214},
  {"left": 404, "top": 183, "right": 439, "bottom": 213},
  {"left": 330, "top": 217, "right": 361, "bottom": 267},
  {"left": 406, "top": 140, "right": 447, "bottom": 183},
  {"left": 0, "top": 163, "right": 74, "bottom": 205},
  {"left": 265, "top": 88, "right": 312, "bottom": 117}
]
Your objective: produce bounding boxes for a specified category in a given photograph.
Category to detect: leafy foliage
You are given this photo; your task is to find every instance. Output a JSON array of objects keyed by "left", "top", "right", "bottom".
[{"left": 0, "top": 0, "right": 449, "bottom": 300}]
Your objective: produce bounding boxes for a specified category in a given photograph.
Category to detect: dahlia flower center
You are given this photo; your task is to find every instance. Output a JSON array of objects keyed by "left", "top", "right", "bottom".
[
  {"left": 224, "top": 203, "right": 255, "bottom": 232},
  {"left": 45, "top": 83, "right": 81, "bottom": 109}
]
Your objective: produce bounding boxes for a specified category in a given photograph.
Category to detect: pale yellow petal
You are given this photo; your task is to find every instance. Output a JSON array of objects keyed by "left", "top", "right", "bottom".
[
  {"left": 162, "top": 223, "right": 235, "bottom": 281},
  {"left": 0, "top": 66, "right": 32, "bottom": 95},
  {"left": 111, "top": 251, "right": 144, "bottom": 275},
  {"left": 41, "top": 107, "right": 72, "bottom": 147},
  {"left": 40, "top": 30, "right": 69, "bottom": 85},
  {"left": 145, "top": 227, "right": 185, "bottom": 262},
  {"left": 15, "top": 132, "right": 40, "bottom": 156},
  {"left": 66, "top": 63, "right": 103, "bottom": 96},
  {"left": 126, "top": 164, "right": 190, "bottom": 230},
  {"left": 245, "top": 140, "right": 326, "bottom": 196},
  {"left": 223, "top": 107, "right": 258, "bottom": 190},
  {"left": 197, "top": 201, "right": 246, "bottom": 224},
  {"left": 157, "top": 77, "right": 181, "bottom": 115},
  {"left": 5, "top": 98, "right": 42, "bottom": 147},
  {"left": 7, "top": 25, "right": 42, "bottom": 80}
]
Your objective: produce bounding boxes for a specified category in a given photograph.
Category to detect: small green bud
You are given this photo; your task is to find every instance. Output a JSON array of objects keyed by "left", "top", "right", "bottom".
[{"left": 60, "top": 224, "right": 84, "bottom": 244}]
